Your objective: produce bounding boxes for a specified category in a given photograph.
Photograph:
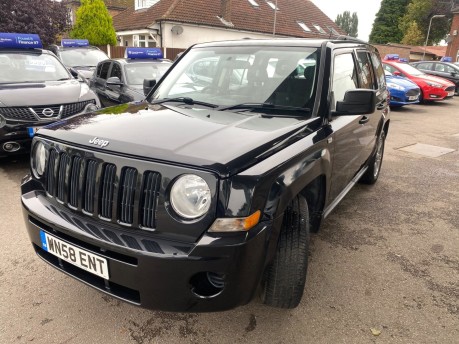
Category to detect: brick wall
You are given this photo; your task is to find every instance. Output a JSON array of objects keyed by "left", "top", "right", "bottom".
[
  {"left": 446, "top": 11, "right": 459, "bottom": 62},
  {"left": 372, "top": 44, "right": 411, "bottom": 61}
]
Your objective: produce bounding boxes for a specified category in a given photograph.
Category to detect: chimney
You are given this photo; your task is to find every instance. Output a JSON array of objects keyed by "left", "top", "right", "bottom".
[{"left": 221, "top": 0, "right": 232, "bottom": 22}]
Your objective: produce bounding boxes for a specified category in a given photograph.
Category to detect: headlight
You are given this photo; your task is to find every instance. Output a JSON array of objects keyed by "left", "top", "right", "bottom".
[
  {"left": 84, "top": 102, "right": 99, "bottom": 113},
  {"left": 170, "top": 174, "right": 211, "bottom": 219},
  {"left": 386, "top": 82, "right": 404, "bottom": 91},
  {"left": 426, "top": 82, "right": 442, "bottom": 88},
  {"left": 32, "top": 141, "right": 47, "bottom": 178}
]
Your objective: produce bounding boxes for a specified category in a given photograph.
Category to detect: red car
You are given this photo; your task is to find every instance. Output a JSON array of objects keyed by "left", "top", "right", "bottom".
[{"left": 383, "top": 57, "right": 455, "bottom": 102}]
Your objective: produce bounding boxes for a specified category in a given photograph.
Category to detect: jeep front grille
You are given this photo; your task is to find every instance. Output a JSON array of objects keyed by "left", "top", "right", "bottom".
[{"left": 45, "top": 150, "right": 161, "bottom": 229}]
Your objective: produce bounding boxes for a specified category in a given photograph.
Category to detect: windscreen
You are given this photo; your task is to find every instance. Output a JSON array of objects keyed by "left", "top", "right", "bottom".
[
  {"left": 124, "top": 62, "right": 172, "bottom": 85},
  {"left": 60, "top": 49, "right": 108, "bottom": 67},
  {"left": 0, "top": 52, "right": 70, "bottom": 83},
  {"left": 152, "top": 46, "right": 320, "bottom": 108}
]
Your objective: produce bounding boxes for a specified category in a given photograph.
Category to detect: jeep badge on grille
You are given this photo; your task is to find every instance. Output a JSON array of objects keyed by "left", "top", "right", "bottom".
[{"left": 89, "top": 137, "right": 109, "bottom": 147}]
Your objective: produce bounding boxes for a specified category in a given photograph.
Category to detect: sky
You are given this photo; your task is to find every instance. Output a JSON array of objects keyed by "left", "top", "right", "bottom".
[{"left": 310, "top": 0, "right": 383, "bottom": 41}]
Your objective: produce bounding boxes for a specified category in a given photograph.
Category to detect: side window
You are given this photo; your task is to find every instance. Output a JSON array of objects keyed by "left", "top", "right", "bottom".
[
  {"left": 417, "top": 62, "right": 432, "bottom": 70},
  {"left": 332, "top": 53, "right": 359, "bottom": 103},
  {"left": 109, "top": 62, "right": 122, "bottom": 81},
  {"left": 100, "top": 62, "right": 111, "bottom": 80},
  {"left": 96, "top": 63, "right": 103, "bottom": 78},
  {"left": 356, "top": 51, "right": 377, "bottom": 89},
  {"left": 382, "top": 63, "right": 396, "bottom": 74},
  {"left": 370, "top": 52, "right": 386, "bottom": 88},
  {"left": 435, "top": 64, "right": 454, "bottom": 73}
]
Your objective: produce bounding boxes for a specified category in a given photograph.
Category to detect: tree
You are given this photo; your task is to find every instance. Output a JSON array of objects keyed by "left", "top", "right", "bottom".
[
  {"left": 369, "top": 0, "right": 410, "bottom": 44},
  {"left": 401, "top": 21, "right": 425, "bottom": 45},
  {"left": 70, "top": 0, "right": 117, "bottom": 46},
  {"left": 399, "top": 0, "right": 451, "bottom": 45},
  {"left": 0, "top": 0, "right": 70, "bottom": 47},
  {"left": 335, "top": 11, "right": 359, "bottom": 37}
]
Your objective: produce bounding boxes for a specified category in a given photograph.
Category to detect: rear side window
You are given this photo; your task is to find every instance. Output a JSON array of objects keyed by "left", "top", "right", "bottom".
[
  {"left": 356, "top": 51, "right": 377, "bottom": 89},
  {"left": 417, "top": 62, "right": 432, "bottom": 70},
  {"left": 332, "top": 53, "right": 358, "bottom": 103}
]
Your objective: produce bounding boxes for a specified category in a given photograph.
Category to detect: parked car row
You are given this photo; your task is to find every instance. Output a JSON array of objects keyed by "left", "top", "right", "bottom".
[
  {"left": 383, "top": 54, "right": 456, "bottom": 107},
  {"left": 0, "top": 33, "right": 172, "bottom": 158}
]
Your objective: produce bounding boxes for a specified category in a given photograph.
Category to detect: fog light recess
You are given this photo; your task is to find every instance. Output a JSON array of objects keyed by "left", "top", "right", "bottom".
[{"left": 190, "top": 272, "right": 225, "bottom": 298}]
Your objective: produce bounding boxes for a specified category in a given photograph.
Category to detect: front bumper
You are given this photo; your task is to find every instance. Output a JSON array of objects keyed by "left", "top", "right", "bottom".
[
  {"left": 21, "top": 181, "right": 271, "bottom": 312},
  {"left": 389, "top": 88, "right": 420, "bottom": 107},
  {"left": 424, "top": 86, "right": 454, "bottom": 101}
]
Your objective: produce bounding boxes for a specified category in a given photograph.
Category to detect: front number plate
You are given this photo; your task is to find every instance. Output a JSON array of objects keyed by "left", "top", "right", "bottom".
[
  {"left": 40, "top": 230, "right": 109, "bottom": 279},
  {"left": 448, "top": 91, "right": 454, "bottom": 97},
  {"left": 408, "top": 95, "right": 418, "bottom": 101}
]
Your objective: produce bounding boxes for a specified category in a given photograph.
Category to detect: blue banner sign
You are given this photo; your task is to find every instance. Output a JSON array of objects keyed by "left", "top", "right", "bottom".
[
  {"left": 126, "top": 47, "right": 163, "bottom": 59},
  {"left": 384, "top": 54, "right": 400, "bottom": 61},
  {"left": 62, "top": 39, "right": 89, "bottom": 47},
  {"left": 399, "top": 58, "right": 409, "bottom": 63},
  {"left": 0, "top": 33, "right": 42, "bottom": 49},
  {"left": 440, "top": 56, "right": 453, "bottom": 62}
]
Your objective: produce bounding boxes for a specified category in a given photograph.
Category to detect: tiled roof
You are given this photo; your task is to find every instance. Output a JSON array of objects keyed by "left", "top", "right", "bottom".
[
  {"left": 113, "top": 0, "right": 346, "bottom": 38},
  {"left": 414, "top": 45, "right": 447, "bottom": 56}
]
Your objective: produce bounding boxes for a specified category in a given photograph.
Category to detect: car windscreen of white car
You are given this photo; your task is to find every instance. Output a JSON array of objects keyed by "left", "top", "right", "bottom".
[
  {"left": 60, "top": 49, "right": 108, "bottom": 67},
  {"left": 0, "top": 52, "right": 70, "bottom": 83}
]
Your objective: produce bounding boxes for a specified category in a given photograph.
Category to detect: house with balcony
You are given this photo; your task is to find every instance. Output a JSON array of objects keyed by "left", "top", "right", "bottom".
[{"left": 112, "top": 0, "right": 345, "bottom": 59}]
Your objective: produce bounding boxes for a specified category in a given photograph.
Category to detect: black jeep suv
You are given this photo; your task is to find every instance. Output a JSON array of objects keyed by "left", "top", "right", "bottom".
[{"left": 21, "top": 38, "right": 390, "bottom": 312}]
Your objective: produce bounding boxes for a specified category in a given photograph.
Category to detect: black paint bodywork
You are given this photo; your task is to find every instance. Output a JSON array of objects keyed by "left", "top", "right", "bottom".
[{"left": 21, "top": 39, "right": 390, "bottom": 312}]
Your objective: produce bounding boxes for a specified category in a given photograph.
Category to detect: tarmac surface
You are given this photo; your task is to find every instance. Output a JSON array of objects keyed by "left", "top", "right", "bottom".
[{"left": 1, "top": 98, "right": 458, "bottom": 343}]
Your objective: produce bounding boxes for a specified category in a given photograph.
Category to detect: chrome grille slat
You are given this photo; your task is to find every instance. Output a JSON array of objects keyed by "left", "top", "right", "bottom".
[
  {"left": 141, "top": 171, "right": 161, "bottom": 229},
  {"left": 83, "top": 160, "right": 98, "bottom": 213},
  {"left": 57, "top": 153, "right": 71, "bottom": 202},
  {"left": 46, "top": 150, "right": 58, "bottom": 196},
  {"left": 119, "top": 168, "right": 138, "bottom": 224},
  {"left": 100, "top": 164, "right": 116, "bottom": 219},
  {"left": 69, "top": 156, "right": 82, "bottom": 208}
]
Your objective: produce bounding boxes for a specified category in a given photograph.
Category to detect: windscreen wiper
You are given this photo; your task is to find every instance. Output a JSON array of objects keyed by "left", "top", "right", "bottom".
[
  {"left": 218, "top": 102, "right": 311, "bottom": 114},
  {"left": 151, "top": 97, "right": 218, "bottom": 108}
]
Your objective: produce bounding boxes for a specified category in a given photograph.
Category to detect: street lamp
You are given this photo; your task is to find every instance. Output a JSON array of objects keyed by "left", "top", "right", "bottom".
[{"left": 422, "top": 14, "right": 445, "bottom": 61}]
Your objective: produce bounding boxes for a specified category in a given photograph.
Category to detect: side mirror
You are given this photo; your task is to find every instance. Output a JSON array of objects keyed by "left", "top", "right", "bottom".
[
  {"left": 143, "top": 79, "right": 157, "bottom": 96},
  {"left": 393, "top": 71, "right": 402, "bottom": 76},
  {"left": 69, "top": 67, "right": 79, "bottom": 79},
  {"left": 333, "top": 89, "right": 377, "bottom": 116},
  {"left": 106, "top": 76, "right": 123, "bottom": 86},
  {"left": 451, "top": 72, "right": 457, "bottom": 77}
]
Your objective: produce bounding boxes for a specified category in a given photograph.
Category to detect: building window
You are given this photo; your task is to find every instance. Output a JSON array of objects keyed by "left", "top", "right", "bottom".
[
  {"left": 133, "top": 34, "right": 156, "bottom": 47},
  {"left": 297, "top": 21, "right": 311, "bottom": 32},
  {"left": 266, "top": 1, "right": 278, "bottom": 10},
  {"left": 313, "top": 24, "right": 326, "bottom": 34},
  {"left": 248, "top": 0, "right": 259, "bottom": 7},
  {"left": 135, "top": 0, "right": 147, "bottom": 10},
  {"left": 327, "top": 26, "right": 340, "bottom": 36}
]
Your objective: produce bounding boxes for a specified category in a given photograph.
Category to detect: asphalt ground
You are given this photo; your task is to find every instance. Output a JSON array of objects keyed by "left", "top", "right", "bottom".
[{"left": 1, "top": 98, "right": 458, "bottom": 344}]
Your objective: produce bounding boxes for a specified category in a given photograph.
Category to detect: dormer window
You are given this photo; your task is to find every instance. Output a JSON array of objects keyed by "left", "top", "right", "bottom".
[
  {"left": 266, "top": 1, "right": 278, "bottom": 10},
  {"left": 136, "top": 0, "right": 147, "bottom": 10},
  {"left": 248, "top": 0, "right": 259, "bottom": 7},
  {"left": 313, "top": 24, "right": 326, "bottom": 34},
  {"left": 297, "top": 21, "right": 311, "bottom": 32}
]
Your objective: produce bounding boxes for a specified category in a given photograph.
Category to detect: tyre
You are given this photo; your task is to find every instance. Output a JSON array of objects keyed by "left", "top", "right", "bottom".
[
  {"left": 261, "top": 195, "right": 310, "bottom": 308},
  {"left": 360, "top": 131, "right": 386, "bottom": 185}
]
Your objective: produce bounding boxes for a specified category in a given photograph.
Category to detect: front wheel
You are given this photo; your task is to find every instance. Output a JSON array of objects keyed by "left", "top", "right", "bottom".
[
  {"left": 360, "top": 131, "right": 386, "bottom": 185},
  {"left": 261, "top": 195, "right": 310, "bottom": 309}
]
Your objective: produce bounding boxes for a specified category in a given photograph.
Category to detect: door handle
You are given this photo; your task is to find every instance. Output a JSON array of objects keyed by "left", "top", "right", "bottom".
[{"left": 359, "top": 116, "right": 369, "bottom": 124}]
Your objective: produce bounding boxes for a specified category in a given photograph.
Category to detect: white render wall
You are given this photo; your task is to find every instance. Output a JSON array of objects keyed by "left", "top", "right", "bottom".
[{"left": 162, "top": 22, "right": 277, "bottom": 51}]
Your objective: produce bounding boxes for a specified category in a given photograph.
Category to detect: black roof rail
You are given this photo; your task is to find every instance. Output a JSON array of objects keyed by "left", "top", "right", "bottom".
[{"left": 331, "top": 34, "right": 368, "bottom": 44}]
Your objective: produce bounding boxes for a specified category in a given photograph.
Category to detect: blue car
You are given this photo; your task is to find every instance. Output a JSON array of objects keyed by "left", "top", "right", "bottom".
[{"left": 385, "top": 70, "right": 421, "bottom": 107}]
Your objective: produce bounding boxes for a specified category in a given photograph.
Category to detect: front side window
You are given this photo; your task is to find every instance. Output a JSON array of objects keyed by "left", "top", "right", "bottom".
[
  {"left": 332, "top": 53, "right": 358, "bottom": 103},
  {"left": 435, "top": 63, "right": 455, "bottom": 73},
  {"left": 60, "top": 49, "right": 108, "bottom": 67},
  {"left": 109, "top": 63, "right": 122, "bottom": 80},
  {"left": 370, "top": 51, "right": 386, "bottom": 88},
  {"left": 356, "top": 51, "right": 376, "bottom": 89},
  {"left": 152, "top": 46, "right": 320, "bottom": 109},
  {"left": 99, "top": 62, "right": 111, "bottom": 80},
  {"left": 0, "top": 52, "right": 70, "bottom": 83}
]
